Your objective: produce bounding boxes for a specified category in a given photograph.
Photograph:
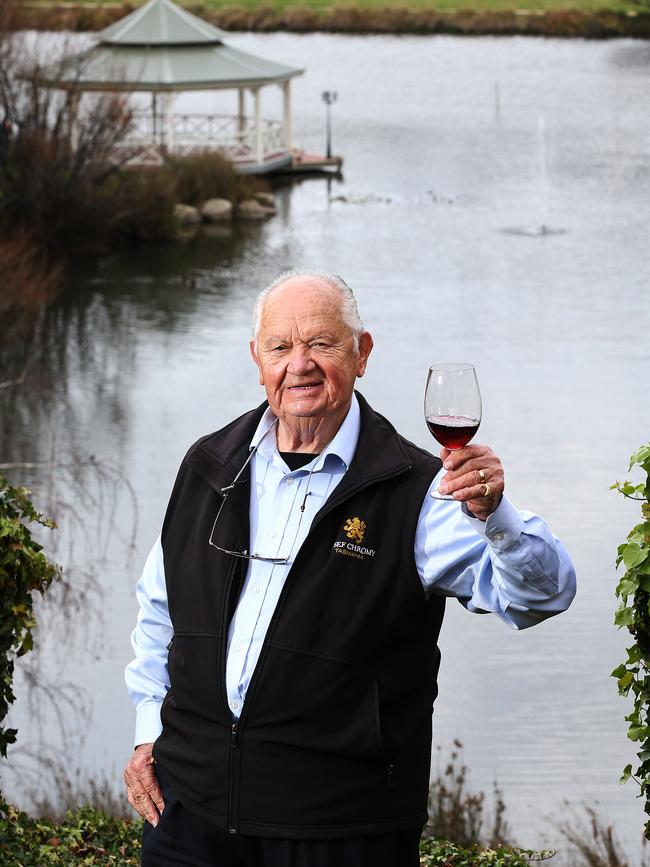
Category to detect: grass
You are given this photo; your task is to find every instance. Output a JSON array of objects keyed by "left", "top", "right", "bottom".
[
  {"left": 19, "top": 0, "right": 650, "bottom": 13},
  {"left": 15, "top": 1, "right": 650, "bottom": 39}
]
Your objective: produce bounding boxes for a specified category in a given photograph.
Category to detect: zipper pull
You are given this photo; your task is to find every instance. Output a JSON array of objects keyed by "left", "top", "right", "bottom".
[
  {"left": 387, "top": 763, "right": 395, "bottom": 787},
  {"left": 231, "top": 723, "right": 240, "bottom": 748}
]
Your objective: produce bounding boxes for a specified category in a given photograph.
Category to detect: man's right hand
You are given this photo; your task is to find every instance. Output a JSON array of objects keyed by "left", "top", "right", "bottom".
[{"left": 124, "top": 742, "right": 165, "bottom": 825}]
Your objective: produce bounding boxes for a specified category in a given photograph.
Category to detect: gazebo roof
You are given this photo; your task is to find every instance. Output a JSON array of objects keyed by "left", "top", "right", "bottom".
[
  {"left": 99, "top": 0, "right": 228, "bottom": 46},
  {"left": 40, "top": 0, "right": 302, "bottom": 92}
]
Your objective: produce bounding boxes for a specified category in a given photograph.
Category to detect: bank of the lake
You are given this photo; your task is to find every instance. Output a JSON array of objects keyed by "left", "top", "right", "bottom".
[
  {"left": 0, "top": 804, "right": 555, "bottom": 867},
  {"left": 14, "top": 2, "right": 650, "bottom": 39}
]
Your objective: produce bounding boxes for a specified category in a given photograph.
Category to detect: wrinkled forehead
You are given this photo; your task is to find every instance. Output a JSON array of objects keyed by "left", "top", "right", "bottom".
[{"left": 259, "top": 278, "right": 349, "bottom": 335}]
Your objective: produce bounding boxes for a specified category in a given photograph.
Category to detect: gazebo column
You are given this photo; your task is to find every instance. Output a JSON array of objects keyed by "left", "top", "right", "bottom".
[
  {"left": 237, "top": 88, "right": 245, "bottom": 138},
  {"left": 253, "top": 87, "right": 263, "bottom": 165},
  {"left": 67, "top": 90, "right": 80, "bottom": 151},
  {"left": 162, "top": 91, "right": 174, "bottom": 153},
  {"left": 282, "top": 79, "right": 292, "bottom": 152},
  {"left": 151, "top": 92, "right": 158, "bottom": 145}
]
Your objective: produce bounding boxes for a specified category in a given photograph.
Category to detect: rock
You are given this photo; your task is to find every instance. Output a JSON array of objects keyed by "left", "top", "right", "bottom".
[
  {"left": 254, "top": 191, "right": 276, "bottom": 209},
  {"left": 174, "top": 203, "right": 201, "bottom": 227},
  {"left": 202, "top": 223, "right": 233, "bottom": 241},
  {"left": 201, "top": 198, "right": 233, "bottom": 223},
  {"left": 236, "top": 198, "right": 276, "bottom": 221}
]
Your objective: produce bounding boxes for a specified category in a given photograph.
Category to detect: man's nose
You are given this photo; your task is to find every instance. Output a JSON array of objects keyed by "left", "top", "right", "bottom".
[{"left": 287, "top": 345, "right": 316, "bottom": 375}]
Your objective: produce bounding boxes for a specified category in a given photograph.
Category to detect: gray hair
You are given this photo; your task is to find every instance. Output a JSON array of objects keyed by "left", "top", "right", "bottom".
[{"left": 252, "top": 269, "right": 364, "bottom": 345}]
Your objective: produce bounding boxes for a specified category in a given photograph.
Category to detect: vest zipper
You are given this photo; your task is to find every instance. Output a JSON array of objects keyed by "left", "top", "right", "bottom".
[
  {"left": 228, "top": 723, "right": 240, "bottom": 834},
  {"left": 219, "top": 551, "right": 243, "bottom": 835}
]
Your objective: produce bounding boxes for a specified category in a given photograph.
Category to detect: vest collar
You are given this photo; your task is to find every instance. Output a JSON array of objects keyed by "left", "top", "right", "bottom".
[{"left": 187, "top": 391, "right": 413, "bottom": 498}]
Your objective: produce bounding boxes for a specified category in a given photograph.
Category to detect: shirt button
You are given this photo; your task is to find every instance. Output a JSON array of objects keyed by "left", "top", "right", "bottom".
[
  {"left": 252, "top": 586, "right": 261, "bottom": 594},
  {"left": 234, "top": 643, "right": 243, "bottom": 653},
  {"left": 286, "top": 477, "right": 294, "bottom": 485},
  {"left": 491, "top": 531, "right": 505, "bottom": 542},
  {"left": 230, "top": 701, "right": 239, "bottom": 711},
  {"left": 270, "top": 530, "right": 278, "bottom": 539}
]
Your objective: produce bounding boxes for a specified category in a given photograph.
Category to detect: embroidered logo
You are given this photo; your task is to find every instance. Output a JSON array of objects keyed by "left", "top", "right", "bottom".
[
  {"left": 344, "top": 517, "right": 366, "bottom": 543},
  {"left": 333, "top": 517, "right": 375, "bottom": 561}
]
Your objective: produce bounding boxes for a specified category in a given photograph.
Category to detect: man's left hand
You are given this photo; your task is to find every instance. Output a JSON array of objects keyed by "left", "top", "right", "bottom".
[{"left": 438, "top": 444, "right": 504, "bottom": 521}]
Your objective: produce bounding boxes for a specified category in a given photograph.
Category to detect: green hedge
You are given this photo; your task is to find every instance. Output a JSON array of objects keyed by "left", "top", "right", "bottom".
[{"left": 0, "top": 803, "right": 553, "bottom": 866}]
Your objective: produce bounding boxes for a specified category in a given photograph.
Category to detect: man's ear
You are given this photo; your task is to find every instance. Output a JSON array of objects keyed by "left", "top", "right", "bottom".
[
  {"left": 356, "top": 332, "right": 374, "bottom": 378},
  {"left": 250, "top": 341, "right": 264, "bottom": 385}
]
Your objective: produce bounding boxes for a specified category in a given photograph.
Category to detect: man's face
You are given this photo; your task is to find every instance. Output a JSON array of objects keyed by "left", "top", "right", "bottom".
[{"left": 250, "top": 277, "right": 373, "bottom": 424}]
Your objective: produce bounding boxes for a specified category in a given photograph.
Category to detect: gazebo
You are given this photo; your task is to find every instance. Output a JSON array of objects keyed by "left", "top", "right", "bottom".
[{"left": 45, "top": 0, "right": 304, "bottom": 173}]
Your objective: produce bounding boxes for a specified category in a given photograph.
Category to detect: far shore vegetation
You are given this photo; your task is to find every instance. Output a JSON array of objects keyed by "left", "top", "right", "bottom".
[{"left": 13, "top": 0, "right": 650, "bottom": 39}]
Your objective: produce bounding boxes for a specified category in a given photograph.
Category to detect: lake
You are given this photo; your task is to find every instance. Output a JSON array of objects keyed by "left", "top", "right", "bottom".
[{"left": 2, "top": 30, "right": 650, "bottom": 860}]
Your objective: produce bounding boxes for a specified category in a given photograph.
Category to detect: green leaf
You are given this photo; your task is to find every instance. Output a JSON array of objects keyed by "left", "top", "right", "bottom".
[
  {"left": 620, "top": 764, "right": 633, "bottom": 784},
  {"left": 628, "top": 726, "right": 648, "bottom": 742},
  {"left": 618, "top": 671, "right": 634, "bottom": 693},
  {"left": 622, "top": 544, "right": 649, "bottom": 569},
  {"left": 626, "top": 645, "right": 643, "bottom": 664},
  {"left": 611, "top": 664, "right": 628, "bottom": 678},
  {"left": 616, "top": 577, "right": 638, "bottom": 598},
  {"left": 615, "top": 606, "right": 635, "bottom": 628},
  {"left": 629, "top": 444, "right": 650, "bottom": 470}
]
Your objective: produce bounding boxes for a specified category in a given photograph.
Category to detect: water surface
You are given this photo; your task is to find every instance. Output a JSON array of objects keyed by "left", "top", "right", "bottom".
[{"left": 2, "top": 31, "right": 649, "bottom": 858}]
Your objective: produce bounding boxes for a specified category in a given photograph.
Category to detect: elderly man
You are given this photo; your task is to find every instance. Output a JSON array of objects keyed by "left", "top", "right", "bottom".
[{"left": 125, "top": 269, "right": 575, "bottom": 867}]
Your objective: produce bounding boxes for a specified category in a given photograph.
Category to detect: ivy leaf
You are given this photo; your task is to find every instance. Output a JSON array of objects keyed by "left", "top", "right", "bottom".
[
  {"left": 612, "top": 664, "right": 628, "bottom": 679},
  {"left": 618, "top": 672, "right": 634, "bottom": 694},
  {"left": 626, "top": 645, "right": 643, "bottom": 664},
  {"left": 620, "top": 764, "right": 633, "bottom": 784},
  {"left": 630, "top": 445, "right": 650, "bottom": 469},
  {"left": 628, "top": 726, "right": 649, "bottom": 742},
  {"left": 615, "top": 606, "right": 635, "bottom": 628},
  {"left": 616, "top": 577, "right": 638, "bottom": 598},
  {"left": 623, "top": 544, "right": 649, "bottom": 570}
]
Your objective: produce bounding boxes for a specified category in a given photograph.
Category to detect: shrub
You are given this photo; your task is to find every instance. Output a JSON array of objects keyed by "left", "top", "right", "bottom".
[
  {"left": 611, "top": 444, "right": 650, "bottom": 839},
  {"left": 167, "top": 150, "right": 264, "bottom": 207},
  {"left": 0, "top": 476, "right": 61, "bottom": 762},
  {"left": 0, "top": 232, "right": 64, "bottom": 342}
]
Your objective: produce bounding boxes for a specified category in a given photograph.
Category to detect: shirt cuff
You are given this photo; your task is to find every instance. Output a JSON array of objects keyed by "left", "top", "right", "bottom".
[
  {"left": 134, "top": 701, "right": 164, "bottom": 747},
  {"left": 462, "top": 494, "right": 525, "bottom": 551}
]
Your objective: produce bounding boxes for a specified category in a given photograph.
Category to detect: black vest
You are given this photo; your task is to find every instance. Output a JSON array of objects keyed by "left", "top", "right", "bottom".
[{"left": 154, "top": 393, "right": 445, "bottom": 838}]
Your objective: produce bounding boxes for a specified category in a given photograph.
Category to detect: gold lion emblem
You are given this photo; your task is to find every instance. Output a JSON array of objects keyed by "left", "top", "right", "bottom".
[{"left": 344, "top": 517, "right": 366, "bottom": 543}]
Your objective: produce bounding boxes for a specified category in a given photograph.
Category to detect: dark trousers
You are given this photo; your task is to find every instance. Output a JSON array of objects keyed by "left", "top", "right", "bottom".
[{"left": 141, "top": 765, "right": 422, "bottom": 867}]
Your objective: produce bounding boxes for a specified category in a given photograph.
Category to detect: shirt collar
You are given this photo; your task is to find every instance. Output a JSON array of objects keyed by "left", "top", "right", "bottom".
[{"left": 249, "top": 393, "right": 361, "bottom": 472}]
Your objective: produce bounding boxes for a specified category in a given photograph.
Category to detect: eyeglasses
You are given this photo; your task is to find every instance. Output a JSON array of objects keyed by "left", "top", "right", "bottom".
[{"left": 208, "top": 426, "right": 315, "bottom": 565}]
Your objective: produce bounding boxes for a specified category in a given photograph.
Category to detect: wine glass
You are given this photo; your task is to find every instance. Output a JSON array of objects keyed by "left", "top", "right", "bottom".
[{"left": 424, "top": 363, "right": 482, "bottom": 500}]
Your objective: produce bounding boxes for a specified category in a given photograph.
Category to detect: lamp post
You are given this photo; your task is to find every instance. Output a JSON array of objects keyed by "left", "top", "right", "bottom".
[{"left": 321, "top": 90, "right": 337, "bottom": 159}]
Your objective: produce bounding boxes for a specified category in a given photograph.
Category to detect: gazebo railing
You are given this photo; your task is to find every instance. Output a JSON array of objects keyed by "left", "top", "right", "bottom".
[{"left": 122, "top": 112, "right": 286, "bottom": 162}]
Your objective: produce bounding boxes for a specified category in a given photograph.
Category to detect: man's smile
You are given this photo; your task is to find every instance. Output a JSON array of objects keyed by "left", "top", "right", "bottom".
[{"left": 286, "top": 382, "right": 323, "bottom": 392}]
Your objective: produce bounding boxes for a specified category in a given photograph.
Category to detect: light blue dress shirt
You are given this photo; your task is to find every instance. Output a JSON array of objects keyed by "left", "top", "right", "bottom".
[{"left": 125, "top": 395, "right": 576, "bottom": 745}]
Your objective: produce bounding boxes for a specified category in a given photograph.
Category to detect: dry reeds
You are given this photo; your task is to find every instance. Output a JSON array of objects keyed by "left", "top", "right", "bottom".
[
  {"left": 0, "top": 233, "right": 64, "bottom": 343},
  {"left": 12, "top": 4, "right": 650, "bottom": 39}
]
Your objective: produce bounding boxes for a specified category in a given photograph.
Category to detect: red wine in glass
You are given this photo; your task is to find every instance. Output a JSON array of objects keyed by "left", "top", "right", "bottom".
[
  {"left": 424, "top": 363, "right": 482, "bottom": 500},
  {"left": 426, "top": 415, "right": 480, "bottom": 451}
]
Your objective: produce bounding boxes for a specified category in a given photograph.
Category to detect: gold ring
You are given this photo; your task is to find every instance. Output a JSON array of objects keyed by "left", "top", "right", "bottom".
[
  {"left": 478, "top": 469, "right": 486, "bottom": 484},
  {"left": 482, "top": 482, "right": 491, "bottom": 498}
]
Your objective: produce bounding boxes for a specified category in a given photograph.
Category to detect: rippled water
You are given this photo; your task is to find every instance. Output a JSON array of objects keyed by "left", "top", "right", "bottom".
[{"left": 2, "top": 31, "right": 650, "bottom": 858}]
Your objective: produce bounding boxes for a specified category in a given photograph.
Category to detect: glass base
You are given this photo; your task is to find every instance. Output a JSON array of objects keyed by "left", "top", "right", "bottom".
[{"left": 430, "top": 489, "right": 456, "bottom": 501}]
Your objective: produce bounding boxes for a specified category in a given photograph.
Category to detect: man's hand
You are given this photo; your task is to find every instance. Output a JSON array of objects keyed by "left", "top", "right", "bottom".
[
  {"left": 438, "top": 443, "right": 504, "bottom": 521},
  {"left": 124, "top": 742, "right": 165, "bottom": 826}
]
